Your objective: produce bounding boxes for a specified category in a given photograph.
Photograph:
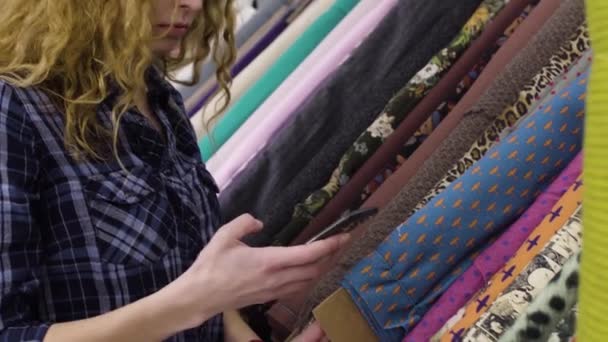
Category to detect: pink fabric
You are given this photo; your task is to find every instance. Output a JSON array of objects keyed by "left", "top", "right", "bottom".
[
  {"left": 403, "top": 152, "right": 583, "bottom": 342},
  {"left": 207, "top": 0, "right": 397, "bottom": 190}
]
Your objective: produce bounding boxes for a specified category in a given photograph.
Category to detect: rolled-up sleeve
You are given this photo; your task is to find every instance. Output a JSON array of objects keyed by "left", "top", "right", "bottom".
[{"left": 0, "top": 83, "right": 49, "bottom": 341}]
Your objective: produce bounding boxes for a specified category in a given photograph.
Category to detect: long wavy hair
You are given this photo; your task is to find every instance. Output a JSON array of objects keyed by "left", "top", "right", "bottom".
[{"left": 0, "top": 0, "right": 236, "bottom": 160}]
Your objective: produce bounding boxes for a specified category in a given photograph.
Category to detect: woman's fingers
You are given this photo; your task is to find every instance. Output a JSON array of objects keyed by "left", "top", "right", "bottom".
[
  {"left": 216, "top": 214, "right": 263, "bottom": 240},
  {"left": 271, "top": 261, "right": 326, "bottom": 286},
  {"left": 292, "top": 321, "right": 326, "bottom": 342},
  {"left": 263, "top": 234, "right": 350, "bottom": 269}
]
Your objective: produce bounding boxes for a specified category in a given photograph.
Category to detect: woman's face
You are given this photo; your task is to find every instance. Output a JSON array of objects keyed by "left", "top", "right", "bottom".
[{"left": 151, "top": 0, "right": 203, "bottom": 56}]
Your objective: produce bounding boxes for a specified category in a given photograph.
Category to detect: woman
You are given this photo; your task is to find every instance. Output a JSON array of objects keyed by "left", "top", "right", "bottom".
[{"left": 0, "top": 0, "right": 349, "bottom": 341}]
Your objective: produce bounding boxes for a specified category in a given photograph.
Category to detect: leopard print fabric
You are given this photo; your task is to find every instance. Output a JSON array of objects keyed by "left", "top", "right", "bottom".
[{"left": 411, "top": 25, "right": 590, "bottom": 213}]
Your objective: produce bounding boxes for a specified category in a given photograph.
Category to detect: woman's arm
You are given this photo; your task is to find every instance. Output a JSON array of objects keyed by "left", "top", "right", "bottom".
[{"left": 44, "top": 280, "right": 211, "bottom": 342}]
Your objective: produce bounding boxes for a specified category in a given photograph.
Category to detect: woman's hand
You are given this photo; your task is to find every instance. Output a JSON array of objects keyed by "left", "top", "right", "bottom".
[
  {"left": 291, "top": 321, "right": 329, "bottom": 342},
  {"left": 43, "top": 216, "right": 346, "bottom": 342},
  {"left": 166, "top": 214, "right": 350, "bottom": 331}
]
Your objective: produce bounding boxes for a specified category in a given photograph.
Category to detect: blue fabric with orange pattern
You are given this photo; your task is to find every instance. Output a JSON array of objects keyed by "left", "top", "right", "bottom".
[{"left": 342, "top": 70, "right": 588, "bottom": 341}]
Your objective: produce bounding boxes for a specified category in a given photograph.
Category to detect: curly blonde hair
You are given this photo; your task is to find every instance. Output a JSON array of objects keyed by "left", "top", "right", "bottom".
[{"left": 0, "top": 0, "right": 236, "bottom": 160}]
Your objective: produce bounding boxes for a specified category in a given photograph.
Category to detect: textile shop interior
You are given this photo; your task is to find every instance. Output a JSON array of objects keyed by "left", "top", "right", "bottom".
[{"left": 173, "top": 0, "right": 608, "bottom": 341}]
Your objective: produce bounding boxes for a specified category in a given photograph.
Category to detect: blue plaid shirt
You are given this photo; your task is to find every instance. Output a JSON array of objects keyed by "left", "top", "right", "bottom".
[{"left": 0, "top": 70, "right": 223, "bottom": 341}]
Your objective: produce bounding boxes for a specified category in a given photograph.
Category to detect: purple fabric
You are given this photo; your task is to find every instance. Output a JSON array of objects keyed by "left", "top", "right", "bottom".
[
  {"left": 187, "top": 11, "right": 291, "bottom": 117},
  {"left": 403, "top": 152, "right": 583, "bottom": 342}
]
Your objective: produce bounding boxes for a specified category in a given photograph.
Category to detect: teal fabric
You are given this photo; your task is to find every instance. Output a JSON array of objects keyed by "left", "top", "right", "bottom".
[{"left": 198, "top": 0, "right": 360, "bottom": 160}]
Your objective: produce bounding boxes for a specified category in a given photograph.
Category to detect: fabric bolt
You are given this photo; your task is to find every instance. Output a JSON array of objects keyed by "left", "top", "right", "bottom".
[
  {"left": 438, "top": 174, "right": 585, "bottom": 341},
  {"left": 187, "top": 13, "right": 291, "bottom": 117},
  {"left": 413, "top": 47, "right": 591, "bottom": 213},
  {"left": 292, "top": 2, "right": 585, "bottom": 329},
  {"left": 0, "top": 70, "right": 223, "bottom": 341},
  {"left": 175, "top": 0, "right": 287, "bottom": 100},
  {"left": 190, "top": 0, "right": 335, "bottom": 139},
  {"left": 357, "top": 4, "right": 532, "bottom": 207},
  {"left": 455, "top": 208, "right": 583, "bottom": 342},
  {"left": 198, "top": 0, "right": 360, "bottom": 159},
  {"left": 405, "top": 152, "right": 583, "bottom": 342},
  {"left": 207, "top": 0, "right": 392, "bottom": 185},
  {"left": 579, "top": 0, "right": 608, "bottom": 340},
  {"left": 343, "top": 70, "right": 587, "bottom": 341},
  {"left": 500, "top": 253, "right": 581, "bottom": 342},
  {"left": 220, "top": 0, "right": 484, "bottom": 247},
  {"left": 289, "top": 0, "right": 570, "bottom": 248},
  {"left": 273, "top": 0, "right": 508, "bottom": 246}
]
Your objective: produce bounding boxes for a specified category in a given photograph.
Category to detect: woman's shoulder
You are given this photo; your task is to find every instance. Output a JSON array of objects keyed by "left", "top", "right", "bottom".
[
  {"left": 0, "top": 78, "right": 61, "bottom": 124},
  {"left": 0, "top": 79, "right": 52, "bottom": 143}
]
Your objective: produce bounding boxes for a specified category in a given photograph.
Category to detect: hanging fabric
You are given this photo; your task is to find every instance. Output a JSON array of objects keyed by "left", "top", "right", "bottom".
[
  {"left": 412, "top": 45, "right": 590, "bottom": 214},
  {"left": 290, "top": 0, "right": 536, "bottom": 246},
  {"left": 437, "top": 173, "right": 585, "bottom": 340},
  {"left": 189, "top": 0, "right": 336, "bottom": 137},
  {"left": 342, "top": 69, "right": 586, "bottom": 341},
  {"left": 290, "top": 3, "right": 586, "bottom": 330},
  {"left": 405, "top": 152, "right": 582, "bottom": 342},
  {"left": 207, "top": 0, "right": 395, "bottom": 189},
  {"left": 273, "top": 0, "right": 511, "bottom": 246},
  {"left": 287, "top": 0, "right": 583, "bottom": 252},
  {"left": 220, "top": 0, "right": 483, "bottom": 247},
  {"left": 358, "top": 4, "right": 531, "bottom": 204},
  {"left": 197, "top": 0, "right": 361, "bottom": 159}
]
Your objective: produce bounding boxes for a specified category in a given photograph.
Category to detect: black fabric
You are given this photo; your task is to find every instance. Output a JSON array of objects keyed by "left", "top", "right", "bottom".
[{"left": 219, "top": 0, "right": 483, "bottom": 246}]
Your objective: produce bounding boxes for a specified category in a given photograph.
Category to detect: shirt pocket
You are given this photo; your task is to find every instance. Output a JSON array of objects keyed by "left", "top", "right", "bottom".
[{"left": 84, "top": 166, "right": 177, "bottom": 267}]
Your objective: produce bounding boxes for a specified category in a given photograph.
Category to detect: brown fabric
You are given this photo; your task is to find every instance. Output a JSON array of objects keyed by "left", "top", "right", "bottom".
[
  {"left": 268, "top": 0, "right": 586, "bottom": 333},
  {"left": 290, "top": 0, "right": 534, "bottom": 245}
]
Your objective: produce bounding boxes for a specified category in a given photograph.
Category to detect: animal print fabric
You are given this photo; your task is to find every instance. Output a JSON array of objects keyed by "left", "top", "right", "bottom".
[
  {"left": 499, "top": 253, "right": 581, "bottom": 342},
  {"left": 412, "top": 25, "right": 589, "bottom": 214}
]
